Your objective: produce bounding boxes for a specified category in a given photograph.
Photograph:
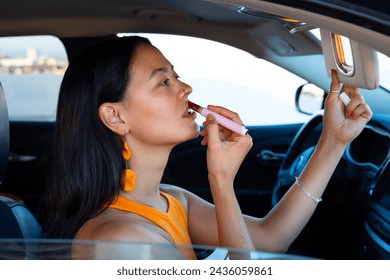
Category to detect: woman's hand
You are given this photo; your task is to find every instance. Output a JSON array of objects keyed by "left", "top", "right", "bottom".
[
  {"left": 199, "top": 106, "right": 255, "bottom": 251},
  {"left": 199, "top": 105, "right": 252, "bottom": 187},
  {"left": 323, "top": 70, "right": 373, "bottom": 146}
]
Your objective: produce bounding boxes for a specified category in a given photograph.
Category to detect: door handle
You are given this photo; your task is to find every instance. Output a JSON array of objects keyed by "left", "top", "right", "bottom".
[
  {"left": 257, "top": 149, "right": 286, "bottom": 166},
  {"left": 8, "top": 152, "right": 39, "bottom": 162}
]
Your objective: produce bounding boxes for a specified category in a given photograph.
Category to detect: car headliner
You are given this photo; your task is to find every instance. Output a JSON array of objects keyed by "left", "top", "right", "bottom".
[{"left": 0, "top": 0, "right": 388, "bottom": 54}]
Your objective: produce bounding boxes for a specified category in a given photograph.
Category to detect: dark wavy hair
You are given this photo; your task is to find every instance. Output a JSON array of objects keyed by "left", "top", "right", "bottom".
[{"left": 42, "top": 36, "right": 151, "bottom": 239}]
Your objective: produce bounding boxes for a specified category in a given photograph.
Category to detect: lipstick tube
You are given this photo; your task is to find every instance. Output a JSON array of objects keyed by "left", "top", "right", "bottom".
[{"left": 188, "top": 101, "right": 248, "bottom": 135}]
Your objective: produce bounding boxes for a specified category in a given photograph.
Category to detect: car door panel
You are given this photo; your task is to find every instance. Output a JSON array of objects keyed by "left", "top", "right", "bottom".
[{"left": 1, "top": 121, "right": 54, "bottom": 215}]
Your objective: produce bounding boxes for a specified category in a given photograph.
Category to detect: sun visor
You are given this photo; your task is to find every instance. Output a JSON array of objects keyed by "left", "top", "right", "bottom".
[{"left": 320, "top": 29, "right": 379, "bottom": 89}]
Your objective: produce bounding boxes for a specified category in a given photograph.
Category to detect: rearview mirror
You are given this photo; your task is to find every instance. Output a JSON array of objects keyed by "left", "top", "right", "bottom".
[{"left": 295, "top": 83, "right": 325, "bottom": 115}]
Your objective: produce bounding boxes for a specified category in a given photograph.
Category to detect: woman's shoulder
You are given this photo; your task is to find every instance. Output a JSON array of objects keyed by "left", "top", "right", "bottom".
[
  {"left": 159, "top": 184, "right": 193, "bottom": 208},
  {"left": 160, "top": 183, "right": 200, "bottom": 197},
  {"left": 159, "top": 183, "right": 209, "bottom": 214},
  {"left": 71, "top": 212, "right": 172, "bottom": 259},
  {"left": 160, "top": 183, "right": 186, "bottom": 196},
  {"left": 74, "top": 209, "right": 170, "bottom": 244}
]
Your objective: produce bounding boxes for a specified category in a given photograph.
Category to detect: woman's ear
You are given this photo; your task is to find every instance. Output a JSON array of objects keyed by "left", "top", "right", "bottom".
[{"left": 98, "top": 103, "right": 127, "bottom": 134}]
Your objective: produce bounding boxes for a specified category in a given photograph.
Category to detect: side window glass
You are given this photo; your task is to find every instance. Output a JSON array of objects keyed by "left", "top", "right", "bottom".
[
  {"left": 130, "top": 33, "right": 310, "bottom": 125},
  {"left": 0, "top": 35, "right": 68, "bottom": 122},
  {"left": 378, "top": 52, "right": 390, "bottom": 91}
]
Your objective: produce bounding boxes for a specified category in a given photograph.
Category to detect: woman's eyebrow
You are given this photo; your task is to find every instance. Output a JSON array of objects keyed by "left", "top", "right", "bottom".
[{"left": 148, "top": 65, "right": 174, "bottom": 80}]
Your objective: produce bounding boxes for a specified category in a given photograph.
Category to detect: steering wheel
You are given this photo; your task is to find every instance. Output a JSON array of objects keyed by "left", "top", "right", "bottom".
[{"left": 271, "top": 111, "right": 324, "bottom": 206}]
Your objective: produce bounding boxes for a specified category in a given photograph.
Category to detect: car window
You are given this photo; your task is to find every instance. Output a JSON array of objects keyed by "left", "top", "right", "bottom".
[
  {"left": 1, "top": 34, "right": 310, "bottom": 125},
  {"left": 378, "top": 52, "right": 390, "bottom": 91},
  {"left": 0, "top": 35, "right": 68, "bottom": 122},
  {"left": 2, "top": 34, "right": 387, "bottom": 125},
  {"left": 125, "top": 33, "right": 310, "bottom": 125}
]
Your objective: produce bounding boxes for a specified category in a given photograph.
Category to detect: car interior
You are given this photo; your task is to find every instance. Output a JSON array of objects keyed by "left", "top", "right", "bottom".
[
  {"left": 0, "top": 0, "right": 389, "bottom": 260},
  {"left": 0, "top": 82, "right": 43, "bottom": 259}
]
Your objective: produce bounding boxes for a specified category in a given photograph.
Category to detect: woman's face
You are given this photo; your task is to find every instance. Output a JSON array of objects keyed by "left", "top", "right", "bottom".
[{"left": 121, "top": 42, "right": 199, "bottom": 147}]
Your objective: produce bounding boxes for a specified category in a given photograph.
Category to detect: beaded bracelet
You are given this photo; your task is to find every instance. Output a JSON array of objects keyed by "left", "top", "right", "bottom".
[{"left": 294, "top": 177, "right": 322, "bottom": 203}]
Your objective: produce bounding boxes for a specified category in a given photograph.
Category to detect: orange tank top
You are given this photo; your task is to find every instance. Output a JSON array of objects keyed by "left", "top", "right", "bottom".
[{"left": 107, "top": 192, "right": 195, "bottom": 259}]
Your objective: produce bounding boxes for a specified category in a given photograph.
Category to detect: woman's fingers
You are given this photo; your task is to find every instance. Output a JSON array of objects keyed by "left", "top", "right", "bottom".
[
  {"left": 329, "top": 70, "right": 372, "bottom": 120},
  {"left": 207, "top": 105, "right": 244, "bottom": 126},
  {"left": 327, "top": 70, "right": 344, "bottom": 105},
  {"left": 200, "top": 105, "right": 243, "bottom": 142},
  {"left": 350, "top": 102, "right": 372, "bottom": 121},
  {"left": 343, "top": 89, "right": 362, "bottom": 118},
  {"left": 200, "top": 114, "right": 222, "bottom": 147},
  {"left": 330, "top": 69, "right": 340, "bottom": 91},
  {"left": 339, "top": 84, "right": 372, "bottom": 121},
  {"left": 200, "top": 112, "right": 251, "bottom": 148}
]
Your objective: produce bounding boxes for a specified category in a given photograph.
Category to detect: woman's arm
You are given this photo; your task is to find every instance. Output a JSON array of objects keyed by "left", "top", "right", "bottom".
[
  {"left": 187, "top": 70, "right": 372, "bottom": 252},
  {"left": 196, "top": 107, "right": 254, "bottom": 250},
  {"left": 247, "top": 70, "right": 372, "bottom": 252}
]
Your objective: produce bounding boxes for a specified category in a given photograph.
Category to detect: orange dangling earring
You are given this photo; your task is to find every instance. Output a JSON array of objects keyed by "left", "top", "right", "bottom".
[{"left": 120, "top": 137, "right": 136, "bottom": 192}]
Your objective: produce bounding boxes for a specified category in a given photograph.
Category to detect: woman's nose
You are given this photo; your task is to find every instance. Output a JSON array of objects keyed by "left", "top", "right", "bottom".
[{"left": 180, "top": 82, "right": 192, "bottom": 97}]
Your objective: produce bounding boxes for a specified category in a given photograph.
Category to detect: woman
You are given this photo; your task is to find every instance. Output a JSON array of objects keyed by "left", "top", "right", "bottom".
[{"left": 43, "top": 36, "right": 372, "bottom": 259}]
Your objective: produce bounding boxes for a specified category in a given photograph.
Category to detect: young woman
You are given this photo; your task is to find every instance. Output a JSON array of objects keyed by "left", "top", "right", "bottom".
[{"left": 43, "top": 36, "right": 372, "bottom": 259}]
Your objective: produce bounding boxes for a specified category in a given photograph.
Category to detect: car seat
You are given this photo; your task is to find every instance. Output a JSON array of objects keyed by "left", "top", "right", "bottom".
[{"left": 0, "top": 82, "right": 43, "bottom": 259}]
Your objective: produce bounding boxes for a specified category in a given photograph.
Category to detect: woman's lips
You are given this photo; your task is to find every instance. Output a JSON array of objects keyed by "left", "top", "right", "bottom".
[{"left": 182, "top": 107, "right": 196, "bottom": 118}]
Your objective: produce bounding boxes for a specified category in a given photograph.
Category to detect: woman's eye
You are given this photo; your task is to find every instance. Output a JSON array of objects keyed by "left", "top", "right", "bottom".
[{"left": 160, "top": 79, "right": 169, "bottom": 86}]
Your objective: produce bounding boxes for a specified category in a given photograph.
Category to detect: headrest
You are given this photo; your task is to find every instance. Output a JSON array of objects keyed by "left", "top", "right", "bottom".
[{"left": 0, "top": 82, "right": 9, "bottom": 184}]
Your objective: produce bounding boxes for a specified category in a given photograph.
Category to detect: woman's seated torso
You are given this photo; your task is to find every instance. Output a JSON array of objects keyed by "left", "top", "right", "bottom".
[{"left": 72, "top": 185, "right": 197, "bottom": 259}]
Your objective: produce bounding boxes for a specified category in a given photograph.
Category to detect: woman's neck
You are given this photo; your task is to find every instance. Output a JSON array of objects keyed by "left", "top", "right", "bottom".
[{"left": 127, "top": 142, "right": 173, "bottom": 197}]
